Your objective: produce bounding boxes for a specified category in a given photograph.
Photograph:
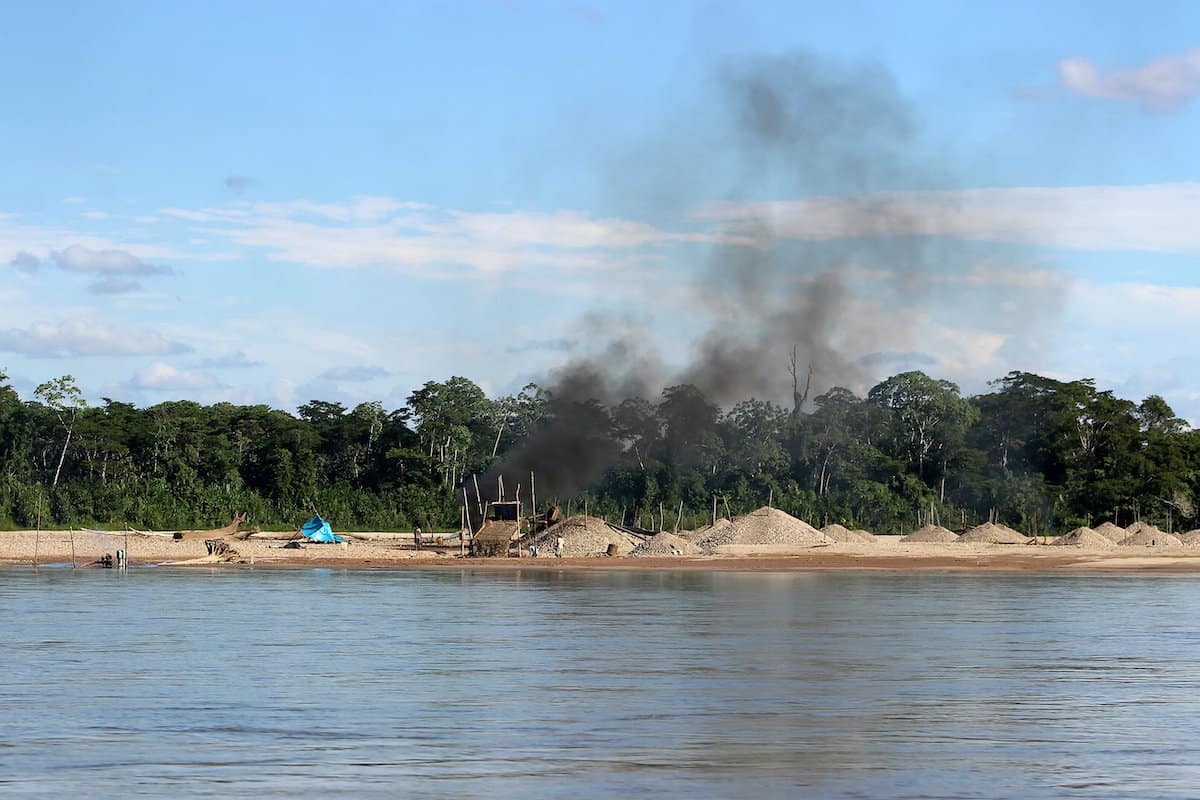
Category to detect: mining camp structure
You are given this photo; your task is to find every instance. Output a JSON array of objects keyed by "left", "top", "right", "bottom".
[{"left": 471, "top": 500, "right": 523, "bottom": 557}]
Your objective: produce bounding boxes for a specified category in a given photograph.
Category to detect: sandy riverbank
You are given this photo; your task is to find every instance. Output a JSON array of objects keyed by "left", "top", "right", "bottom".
[{"left": 5, "top": 529, "right": 1200, "bottom": 573}]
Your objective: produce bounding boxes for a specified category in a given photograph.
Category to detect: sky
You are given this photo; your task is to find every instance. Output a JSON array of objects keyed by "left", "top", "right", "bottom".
[{"left": 3, "top": 1, "right": 1200, "bottom": 419}]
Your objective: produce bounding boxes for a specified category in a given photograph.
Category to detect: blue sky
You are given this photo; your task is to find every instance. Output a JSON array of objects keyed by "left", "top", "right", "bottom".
[{"left": 3, "top": 1, "right": 1200, "bottom": 418}]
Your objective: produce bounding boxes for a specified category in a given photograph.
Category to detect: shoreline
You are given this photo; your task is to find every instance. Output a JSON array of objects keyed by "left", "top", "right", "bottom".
[{"left": 6, "top": 530, "right": 1200, "bottom": 573}]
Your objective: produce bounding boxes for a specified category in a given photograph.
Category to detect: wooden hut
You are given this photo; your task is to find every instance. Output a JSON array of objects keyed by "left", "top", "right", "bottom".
[{"left": 471, "top": 500, "right": 522, "bottom": 557}]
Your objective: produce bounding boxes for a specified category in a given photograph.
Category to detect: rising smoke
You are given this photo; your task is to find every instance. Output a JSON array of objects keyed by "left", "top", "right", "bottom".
[{"left": 490, "top": 51, "right": 1058, "bottom": 496}]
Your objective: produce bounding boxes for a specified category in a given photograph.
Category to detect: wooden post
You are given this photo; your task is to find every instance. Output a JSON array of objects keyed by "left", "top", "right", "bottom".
[
  {"left": 768, "top": 488, "right": 773, "bottom": 509},
  {"left": 620, "top": 506, "right": 626, "bottom": 527},
  {"left": 124, "top": 527, "right": 129, "bottom": 566},
  {"left": 712, "top": 495, "right": 717, "bottom": 526},
  {"left": 463, "top": 487, "right": 473, "bottom": 535},
  {"left": 659, "top": 502, "right": 664, "bottom": 532},
  {"left": 33, "top": 515, "right": 40, "bottom": 569},
  {"left": 69, "top": 528, "right": 76, "bottom": 568},
  {"left": 723, "top": 497, "right": 732, "bottom": 520},
  {"left": 473, "top": 474, "right": 483, "bottom": 516},
  {"left": 460, "top": 505, "right": 466, "bottom": 556},
  {"left": 584, "top": 497, "right": 588, "bottom": 519},
  {"left": 674, "top": 500, "right": 684, "bottom": 533},
  {"left": 498, "top": 475, "right": 505, "bottom": 502}
]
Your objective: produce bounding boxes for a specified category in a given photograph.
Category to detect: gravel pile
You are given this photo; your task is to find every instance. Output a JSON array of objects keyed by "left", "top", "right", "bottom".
[
  {"left": 1118, "top": 527, "right": 1182, "bottom": 547},
  {"left": 682, "top": 518, "right": 731, "bottom": 542},
  {"left": 821, "top": 523, "right": 877, "bottom": 544},
  {"left": 629, "top": 531, "right": 701, "bottom": 557},
  {"left": 900, "top": 525, "right": 959, "bottom": 543},
  {"left": 1092, "top": 522, "right": 1128, "bottom": 543},
  {"left": 696, "top": 507, "right": 830, "bottom": 548},
  {"left": 530, "top": 515, "right": 642, "bottom": 557},
  {"left": 1050, "top": 527, "right": 1116, "bottom": 548},
  {"left": 1179, "top": 530, "right": 1200, "bottom": 546},
  {"left": 957, "top": 522, "right": 1030, "bottom": 544}
]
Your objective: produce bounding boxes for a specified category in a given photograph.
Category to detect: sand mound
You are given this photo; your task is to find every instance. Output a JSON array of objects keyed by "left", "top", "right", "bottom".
[
  {"left": 1124, "top": 520, "right": 1163, "bottom": 537},
  {"left": 958, "top": 522, "right": 1030, "bottom": 544},
  {"left": 1118, "top": 527, "right": 1182, "bottom": 547},
  {"left": 1178, "top": 529, "right": 1200, "bottom": 546},
  {"left": 900, "top": 525, "right": 959, "bottom": 543},
  {"left": 1092, "top": 522, "right": 1128, "bottom": 542},
  {"left": 1050, "top": 527, "right": 1115, "bottom": 548},
  {"left": 682, "top": 518, "right": 731, "bottom": 542},
  {"left": 629, "top": 531, "right": 701, "bottom": 557},
  {"left": 821, "top": 523, "right": 877, "bottom": 544},
  {"left": 697, "top": 507, "right": 830, "bottom": 548},
  {"left": 531, "top": 515, "right": 642, "bottom": 557}
]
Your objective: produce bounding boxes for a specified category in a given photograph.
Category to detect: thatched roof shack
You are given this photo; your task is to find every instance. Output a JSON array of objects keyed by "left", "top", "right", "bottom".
[{"left": 471, "top": 501, "right": 522, "bottom": 557}]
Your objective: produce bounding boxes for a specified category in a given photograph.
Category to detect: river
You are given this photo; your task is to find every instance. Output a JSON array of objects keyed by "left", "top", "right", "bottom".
[{"left": 2, "top": 566, "right": 1199, "bottom": 798}]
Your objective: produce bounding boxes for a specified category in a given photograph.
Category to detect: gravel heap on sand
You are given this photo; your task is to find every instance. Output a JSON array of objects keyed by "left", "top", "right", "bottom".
[
  {"left": 821, "top": 523, "right": 877, "bottom": 544},
  {"left": 682, "top": 518, "right": 731, "bottom": 542},
  {"left": 958, "top": 522, "right": 1030, "bottom": 544},
  {"left": 530, "top": 515, "right": 642, "bottom": 557},
  {"left": 1050, "top": 527, "right": 1116, "bottom": 548},
  {"left": 1118, "top": 527, "right": 1182, "bottom": 547},
  {"left": 696, "top": 507, "right": 831, "bottom": 548},
  {"left": 1092, "top": 522, "right": 1128, "bottom": 543},
  {"left": 1179, "top": 530, "right": 1200, "bottom": 546},
  {"left": 629, "top": 531, "right": 701, "bottom": 557},
  {"left": 900, "top": 525, "right": 959, "bottom": 543}
]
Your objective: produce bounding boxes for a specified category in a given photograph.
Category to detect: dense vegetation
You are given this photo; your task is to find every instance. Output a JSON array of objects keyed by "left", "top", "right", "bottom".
[{"left": 0, "top": 369, "right": 1195, "bottom": 534}]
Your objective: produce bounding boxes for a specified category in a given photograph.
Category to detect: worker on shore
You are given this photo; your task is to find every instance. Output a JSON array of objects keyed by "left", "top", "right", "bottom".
[
  {"left": 556, "top": 535, "right": 564, "bottom": 557},
  {"left": 413, "top": 526, "right": 423, "bottom": 551}
]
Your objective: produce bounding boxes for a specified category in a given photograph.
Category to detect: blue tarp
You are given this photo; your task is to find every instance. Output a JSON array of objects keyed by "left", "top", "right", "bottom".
[{"left": 300, "top": 514, "right": 346, "bottom": 544}]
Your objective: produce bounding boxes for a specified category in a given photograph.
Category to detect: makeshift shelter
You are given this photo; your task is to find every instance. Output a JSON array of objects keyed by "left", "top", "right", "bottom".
[{"left": 301, "top": 515, "right": 346, "bottom": 544}]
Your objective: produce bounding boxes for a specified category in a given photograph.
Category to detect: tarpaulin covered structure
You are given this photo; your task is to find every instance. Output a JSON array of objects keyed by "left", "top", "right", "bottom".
[{"left": 301, "top": 514, "right": 346, "bottom": 544}]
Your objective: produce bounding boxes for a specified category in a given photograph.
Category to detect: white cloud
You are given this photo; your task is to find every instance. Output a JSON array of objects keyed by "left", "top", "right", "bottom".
[
  {"left": 317, "top": 365, "right": 390, "bottom": 382},
  {"left": 130, "top": 362, "right": 218, "bottom": 391},
  {"left": 161, "top": 197, "right": 708, "bottom": 276},
  {"left": 62, "top": 196, "right": 86, "bottom": 204},
  {"left": 698, "top": 183, "right": 1200, "bottom": 254},
  {"left": 1059, "top": 49, "right": 1200, "bottom": 110},
  {"left": 0, "top": 320, "right": 191, "bottom": 358},
  {"left": 50, "top": 244, "right": 172, "bottom": 275},
  {"left": 88, "top": 278, "right": 144, "bottom": 294},
  {"left": 83, "top": 211, "right": 110, "bottom": 220}
]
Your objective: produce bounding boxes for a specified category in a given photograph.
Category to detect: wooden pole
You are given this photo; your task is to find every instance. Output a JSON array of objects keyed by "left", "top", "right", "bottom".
[
  {"left": 659, "top": 502, "right": 664, "bottom": 532},
  {"left": 530, "top": 470, "right": 537, "bottom": 539},
  {"left": 69, "top": 528, "right": 76, "bottom": 568},
  {"left": 768, "top": 488, "right": 773, "bottom": 509},
  {"left": 463, "top": 487, "right": 473, "bottom": 535},
  {"left": 498, "top": 475, "right": 504, "bottom": 502},
  {"left": 674, "top": 500, "right": 684, "bottom": 533},
  {"left": 472, "top": 474, "right": 483, "bottom": 516},
  {"left": 723, "top": 496, "right": 732, "bottom": 520},
  {"left": 712, "top": 495, "right": 717, "bottom": 526}
]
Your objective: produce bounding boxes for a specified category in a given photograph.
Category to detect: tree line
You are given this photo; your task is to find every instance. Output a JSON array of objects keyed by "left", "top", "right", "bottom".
[{"left": 0, "top": 369, "right": 1194, "bottom": 534}]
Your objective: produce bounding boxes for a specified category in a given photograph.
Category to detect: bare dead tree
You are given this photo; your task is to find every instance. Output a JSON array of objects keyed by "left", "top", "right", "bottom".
[{"left": 788, "top": 346, "right": 814, "bottom": 416}]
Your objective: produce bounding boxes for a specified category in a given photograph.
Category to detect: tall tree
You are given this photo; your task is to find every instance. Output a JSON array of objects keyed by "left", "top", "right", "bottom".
[{"left": 34, "top": 375, "right": 87, "bottom": 489}]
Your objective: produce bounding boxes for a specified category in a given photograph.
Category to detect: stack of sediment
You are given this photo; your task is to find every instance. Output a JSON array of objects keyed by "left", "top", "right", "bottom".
[
  {"left": 683, "top": 518, "right": 731, "bottom": 542},
  {"left": 1050, "top": 526, "right": 1116, "bottom": 548},
  {"left": 821, "top": 523, "right": 877, "bottom": 544},
  {"left": 531, "top": 515, "right": 642, "bottom": 557},
  {"left": 629, "top": 531, "right": 701, "bottom": 557},
  {"left": 957, "top": 522, "right": 1030, "bottom": 544},
  {"left": 1118, "top": 526, "right": 1182, "bottom": 547},
  {"left": 1092, "top": 522, "right": 1128, "bottom": 543},
  {"left": 695, "top": 507, "right": 831, "bottom": 549},
  {"left": 1179, "top": 529, "right": 1200, "bottom": 546},
  {"left": 899, "top": 525, "right": 959, "bottom": 543}
]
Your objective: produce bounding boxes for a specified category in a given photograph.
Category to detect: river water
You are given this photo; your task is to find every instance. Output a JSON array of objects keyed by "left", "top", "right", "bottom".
[{"left": 2, "top": 566, "right": 1199, "bottom": 798}]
